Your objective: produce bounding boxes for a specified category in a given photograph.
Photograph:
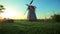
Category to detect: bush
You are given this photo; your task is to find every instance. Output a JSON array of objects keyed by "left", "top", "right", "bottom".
[{"left": 51, "top": 14, "right": 60, "bottom": 22}]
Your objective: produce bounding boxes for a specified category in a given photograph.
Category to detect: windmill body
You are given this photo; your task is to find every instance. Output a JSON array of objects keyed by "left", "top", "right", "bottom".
[{"left": 27, "top": 5, "right": 37, "bottom": 21}]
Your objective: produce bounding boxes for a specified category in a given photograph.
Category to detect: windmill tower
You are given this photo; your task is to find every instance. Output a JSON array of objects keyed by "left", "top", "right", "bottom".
[{"left": 25, "top": 0, "right": 37, "bottom": 21}]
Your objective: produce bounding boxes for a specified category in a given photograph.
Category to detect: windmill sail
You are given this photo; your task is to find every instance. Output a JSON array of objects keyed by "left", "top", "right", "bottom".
[
  {"left": 24, "top": 0, "right": 33, "bottom": 15},
  {"left": 26, "top": 0, "right": 33, "bottom": 6},
  {"left": 29, "top": 0, "right": 33, "bottom": 5}
]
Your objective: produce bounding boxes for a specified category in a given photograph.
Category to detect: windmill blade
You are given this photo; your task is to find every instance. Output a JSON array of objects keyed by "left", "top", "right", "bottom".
[
  {"left": 24, "top": 4, "right": 28, "bottom": 15},
  {"left": 29, "top": 0, "right": 33, "bottom": 5},
  {"left": 24, "top": 0, "right": 33, "bottom": 15},
  {"left": 26, "top": 4, "right": 29, "bottom": 6},
  {"left": 24, "top": 8, "right": 28, "bottom": 15}
]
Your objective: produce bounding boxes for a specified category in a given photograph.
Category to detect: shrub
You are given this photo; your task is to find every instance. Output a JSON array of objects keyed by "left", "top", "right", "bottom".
[{"left": 51, "top": 14, "right": 60, "bottom": 22}]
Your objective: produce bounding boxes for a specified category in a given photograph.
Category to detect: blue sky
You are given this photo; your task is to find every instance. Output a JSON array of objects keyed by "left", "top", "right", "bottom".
[{"left": 0, "top": 0, "right": 60, "bottom": 19}]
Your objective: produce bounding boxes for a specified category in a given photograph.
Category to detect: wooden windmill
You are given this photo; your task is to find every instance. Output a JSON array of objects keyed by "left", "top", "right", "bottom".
[{"left": 25, "top": 0, "right": 37, "bottom": 21}]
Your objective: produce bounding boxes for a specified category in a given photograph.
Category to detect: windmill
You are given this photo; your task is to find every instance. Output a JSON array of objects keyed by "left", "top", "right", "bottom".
[{"left": 25, "top": 0, "right": 37, "bottom": 21}]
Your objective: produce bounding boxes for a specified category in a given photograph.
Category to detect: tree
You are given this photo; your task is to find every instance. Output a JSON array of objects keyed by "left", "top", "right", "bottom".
[
  {"left": 0, "top": 5, "right": 5, "bottom": 19},
  {"left": 51, "top": 14, "right": 60, "bottom": 22},
  {"left": 0, "top": 5, "right": 5, "bottom": 14}
]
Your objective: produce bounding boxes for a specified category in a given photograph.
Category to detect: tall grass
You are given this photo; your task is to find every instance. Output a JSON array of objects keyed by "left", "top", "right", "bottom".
[{"left": 0, "top": 20, "right": 60, "bottom": 34}]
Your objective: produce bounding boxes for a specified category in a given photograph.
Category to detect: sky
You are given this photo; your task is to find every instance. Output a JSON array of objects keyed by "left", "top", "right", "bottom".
[{"left": 0, "top": 0, "right": 60, "bottom": 19}]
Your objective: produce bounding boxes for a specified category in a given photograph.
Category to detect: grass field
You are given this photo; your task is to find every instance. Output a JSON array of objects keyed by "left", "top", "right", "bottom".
[{"left": 0, "top": 20, "right": 60, "bottom": 34}]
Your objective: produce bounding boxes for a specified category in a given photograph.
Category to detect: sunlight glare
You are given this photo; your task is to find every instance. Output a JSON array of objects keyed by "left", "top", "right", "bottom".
[{"left": 1, "top": 7, "right": 21, "bottom": 19}]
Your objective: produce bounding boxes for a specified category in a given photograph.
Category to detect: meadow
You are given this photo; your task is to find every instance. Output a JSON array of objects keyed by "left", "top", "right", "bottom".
[{"left": 0, "top": 20, "right": 60, "bottom": 34}]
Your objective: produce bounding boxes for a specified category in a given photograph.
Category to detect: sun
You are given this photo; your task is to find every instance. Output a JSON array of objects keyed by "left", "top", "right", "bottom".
[
  {"left": 1, "top": 7, "right": 19, "bottom": 19},
  {"left": 0, "top": 7, "right": 26, "bottom": 19}
]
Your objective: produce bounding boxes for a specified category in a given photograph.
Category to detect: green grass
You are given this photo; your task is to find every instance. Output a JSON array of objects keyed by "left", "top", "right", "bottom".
[{"left": 0, "top": 20, "right": 60, "bottom": 34}]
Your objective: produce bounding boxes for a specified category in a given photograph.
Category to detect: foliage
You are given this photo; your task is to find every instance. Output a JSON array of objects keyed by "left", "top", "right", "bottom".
[
  {"left": 51, "top": 14, "right": 60, "bottom": 22},
  {"left": 0, "top": 5, "right": 5, "bottom": 13}
]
